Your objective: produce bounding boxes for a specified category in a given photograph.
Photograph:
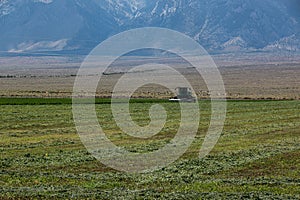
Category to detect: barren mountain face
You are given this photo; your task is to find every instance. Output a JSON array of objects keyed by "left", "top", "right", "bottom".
[{"left": 0, "top": 0, "right": 299, "bottom": 53}]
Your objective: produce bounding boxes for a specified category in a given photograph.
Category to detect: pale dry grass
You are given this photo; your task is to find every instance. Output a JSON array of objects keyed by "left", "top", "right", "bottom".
[{"left": 0, "top": 53, "right": 299, "bottom": 99}]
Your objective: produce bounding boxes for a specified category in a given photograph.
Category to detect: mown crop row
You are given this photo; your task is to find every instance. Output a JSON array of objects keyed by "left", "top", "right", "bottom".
[{"left": 0, "top": 99, "right": 299, "bottom": 199}]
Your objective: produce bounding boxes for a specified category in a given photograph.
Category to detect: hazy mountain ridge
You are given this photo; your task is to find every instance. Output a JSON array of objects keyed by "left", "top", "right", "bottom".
[
  {"left": 0, "top": 0, "right": 299, "bottom": 53},
  {"left": 110, "top": 0, "right": 300, "bottom": 52}
]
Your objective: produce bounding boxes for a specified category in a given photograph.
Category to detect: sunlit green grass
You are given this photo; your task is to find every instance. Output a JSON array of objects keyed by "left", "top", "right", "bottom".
[{"left": 0, "top": 99, "right": 299, "bottom": 199}]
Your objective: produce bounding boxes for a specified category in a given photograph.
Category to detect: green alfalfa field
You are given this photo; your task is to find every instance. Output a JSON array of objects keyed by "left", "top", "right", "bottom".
[{"left": 0, "top": 98, "right": 300, "bottom": 199}]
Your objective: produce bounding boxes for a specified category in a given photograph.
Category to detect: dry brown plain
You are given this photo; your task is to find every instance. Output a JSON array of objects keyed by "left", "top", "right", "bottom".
[{"left": 0, "top": 52, "right": 299, "bottom": 99}]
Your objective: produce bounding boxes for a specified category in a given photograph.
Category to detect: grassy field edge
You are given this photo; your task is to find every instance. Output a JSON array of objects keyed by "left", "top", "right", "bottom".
[{"left": 0, "top": 97, "right": 296, "bottom": 105}]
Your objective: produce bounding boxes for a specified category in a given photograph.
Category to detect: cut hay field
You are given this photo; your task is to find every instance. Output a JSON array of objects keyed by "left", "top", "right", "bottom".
[{"left": 1, "top": 99, "right": 299, "bottom": 199}]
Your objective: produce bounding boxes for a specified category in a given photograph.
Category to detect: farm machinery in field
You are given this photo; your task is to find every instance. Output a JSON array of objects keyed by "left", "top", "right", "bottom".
[{"left": 169, "top": 87, "right": 196, "bottom": 103}]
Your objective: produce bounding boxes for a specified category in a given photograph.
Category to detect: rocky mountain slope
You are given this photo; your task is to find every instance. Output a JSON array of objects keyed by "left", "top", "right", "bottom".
[{"left": 0, "top": 0, "right": 299, "bottom": 53}]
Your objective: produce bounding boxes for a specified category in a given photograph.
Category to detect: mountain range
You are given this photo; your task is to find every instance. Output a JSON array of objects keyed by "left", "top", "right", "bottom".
[{"left": 0, "top": 0, "right": 299, "bottom": 54}]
